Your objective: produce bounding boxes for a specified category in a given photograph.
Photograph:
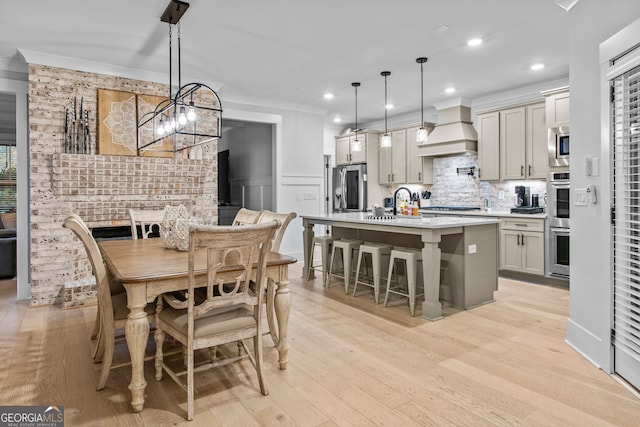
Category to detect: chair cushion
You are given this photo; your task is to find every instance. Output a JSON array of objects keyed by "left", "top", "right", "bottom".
[{"left": 159, "top": 304, "right": 256, "bottom": 339}]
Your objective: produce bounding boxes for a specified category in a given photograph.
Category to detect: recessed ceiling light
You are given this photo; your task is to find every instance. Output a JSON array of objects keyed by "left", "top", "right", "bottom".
[
  {"left": 385, "top": 104, "right": 394, "bottom": 110},
  {"left": 323, "top": 93, "right": 334, "bottom": 100},
  {"left": 333, "top": 117, "right": 342, "bottom": 123},
  {"left": 467, "top": 38, "right": 483, "bottom": 47},
  {"left": 531, "top": 63, "right": 545, "bottom": 71},
  {"left": 445, "top": 87, "right": 456, "bottom": 94}
]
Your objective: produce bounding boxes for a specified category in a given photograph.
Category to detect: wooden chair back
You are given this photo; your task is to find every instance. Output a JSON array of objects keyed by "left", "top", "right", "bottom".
[
  {"left": 63, "top": 214, "right": 115, "bottom": 334},
  {"left": 231, "top": 208, "right": 262, "bottom": 226},
  {"left": 257, "top": 210, "right": 297, "bottom": 252},
  {"left": 187, "top": 221, "right": 278, "bottom": 319},
  {"left": 128, "top": 208, "right": 164, "bottom": 240}
]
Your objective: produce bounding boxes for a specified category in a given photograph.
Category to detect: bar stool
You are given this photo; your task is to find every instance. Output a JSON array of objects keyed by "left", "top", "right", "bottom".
[
  {"left": 384, "top": 247, "right": 424, "bottom": 316},
  {"left": 306, "top": 235, "right": 335, "bottom": 283},
  {"left": 326, "top": 239, "right": 362, "bottom": 294},
  {"left": 352, "top": 242, "right": 392, "bottom": 303}
]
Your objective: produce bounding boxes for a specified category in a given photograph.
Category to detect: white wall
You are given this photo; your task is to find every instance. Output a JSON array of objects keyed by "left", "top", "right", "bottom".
[
  {"left": 224, "top": 101, "right": 325, "bottom": 260},
  {"left": 566, "top": 0, "right": 640, "bottom": 370}
]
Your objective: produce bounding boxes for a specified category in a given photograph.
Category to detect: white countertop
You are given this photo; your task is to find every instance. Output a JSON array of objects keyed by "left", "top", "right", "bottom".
[{"left": 302, "top": 212, "right": 500, "bottom": 229}]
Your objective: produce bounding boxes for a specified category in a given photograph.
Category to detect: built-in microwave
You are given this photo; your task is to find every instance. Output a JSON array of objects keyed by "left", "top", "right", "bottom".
[{"left": 548, "top": 126, "right": 570, "bottom": 168}]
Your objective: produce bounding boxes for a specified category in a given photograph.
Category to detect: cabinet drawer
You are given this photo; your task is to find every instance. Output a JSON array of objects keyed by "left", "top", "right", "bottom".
[{"left": 500, "top": 218, "right": 544, "bottom": 232}]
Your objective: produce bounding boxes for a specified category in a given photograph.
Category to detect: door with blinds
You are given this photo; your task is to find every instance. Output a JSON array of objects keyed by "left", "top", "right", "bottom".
[{"left": 612, "top": 60, "right": 640, "bottom": 391}]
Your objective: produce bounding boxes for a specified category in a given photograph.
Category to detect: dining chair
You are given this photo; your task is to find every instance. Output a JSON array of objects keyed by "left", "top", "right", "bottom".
[
  {"left": 231, "top": 207, "right": 262, "bottom": 226},
  {"left": 154, "top": 221, "right": 278, "bottom": 421},
  {"left": 64, "top": 214, "right": 155, "bottom": 390},
  {"left": 256, "top": 210, "right": 297, "bottom": 345},
  {"left": 128, "top": 208, "right": 164, "bottom": 240}
]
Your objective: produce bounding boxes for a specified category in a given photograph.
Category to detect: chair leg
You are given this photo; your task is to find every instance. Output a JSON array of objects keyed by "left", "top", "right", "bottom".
[
  {"left": 93, "top": 323, "right": 105, "bottom": 363},
  {"left": 96, "top": 328, "right": 114, "bottom": 391},
  {"left": 253, "top": 334, "right": 268, "bottom": 396},
  {"left": 154, "top": 325, "right": 165, "bottom": 381},
  {"left": 265, "top": 279, "right": 279, "bottom": 346},
  {"left": 90, "top": 306, "right": 100, "bottom": 339},
  {"left": 384, "top": 258, "right": 394, "bottom": 307},
  {"left": 187, "top": 344, "right": 194, "bottom": 421}
]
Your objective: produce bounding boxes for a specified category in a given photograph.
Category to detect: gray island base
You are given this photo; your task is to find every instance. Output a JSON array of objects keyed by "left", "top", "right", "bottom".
[{"left": 302, "top": 213, "right": 500, "bottom": 320}]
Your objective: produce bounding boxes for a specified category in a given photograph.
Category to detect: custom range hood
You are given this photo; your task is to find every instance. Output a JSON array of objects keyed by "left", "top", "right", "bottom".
[{"left": 417, "top": 105, "right": 477, "bottom": 157}]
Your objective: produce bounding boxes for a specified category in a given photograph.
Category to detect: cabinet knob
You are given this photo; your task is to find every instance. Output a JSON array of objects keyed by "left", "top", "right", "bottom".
[
  {"left": 517, "top": 234, "right": 520, "bottom": 246},
  {"left": 418, "top": 172, "right": 421, "bottom": 181},
  {"left": 388, "top": 174, "right": 391, "bottom": 182},
  {"left": 521, "top": 234, "right": 525, "bottom": 246},
  {"left": 521, "top": 165, "right": 524, "bottom": 176},
  {"left": 529, "top": 165, "right": 532, "bottom": 175}
]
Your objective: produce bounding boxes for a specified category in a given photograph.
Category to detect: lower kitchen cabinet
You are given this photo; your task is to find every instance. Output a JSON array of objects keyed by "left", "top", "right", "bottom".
[{"left": 499, "top": 218, "right": 545, "bottom": 275}]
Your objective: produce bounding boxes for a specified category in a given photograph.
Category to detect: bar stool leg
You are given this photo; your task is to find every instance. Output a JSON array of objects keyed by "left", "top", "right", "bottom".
[
  {"left": 325, "top": 245, "right": 338, "bottom": 287},
  {"left": 321, "top": 240, "right": 331, "bottom": 284},
  {"left": 384, "top": 258, "right": 395, "bottom": 307},
  {"left": 371, "top": 251, "right": 382, "bottom": 304},
  {"left": 353, "top": 250, "right": 365, "bottom": 297},
  {"left": 343, "top": 248, "right": 353, "bottom": 294},
  {"left": 407, "top": 258, "right": 418, "bottom": 316}
]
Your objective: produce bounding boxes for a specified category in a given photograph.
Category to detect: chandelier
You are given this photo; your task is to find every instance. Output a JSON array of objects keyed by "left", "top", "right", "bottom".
[{"left": 137, "top": 0, "right": 222, "bottom": 155}]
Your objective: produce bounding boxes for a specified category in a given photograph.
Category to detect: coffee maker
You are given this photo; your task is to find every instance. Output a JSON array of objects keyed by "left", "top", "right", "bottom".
[{"left": 514, "top": 186, "right": 530, "bottom": 207}]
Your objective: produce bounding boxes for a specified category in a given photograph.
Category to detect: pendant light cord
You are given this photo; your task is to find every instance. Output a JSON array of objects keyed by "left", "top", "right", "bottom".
[
  {"left": 384, "top": 74, "right": 388, "bottom": 134},
  {"left": 420, "top": 61, "right": 424, "bottom": 126}
]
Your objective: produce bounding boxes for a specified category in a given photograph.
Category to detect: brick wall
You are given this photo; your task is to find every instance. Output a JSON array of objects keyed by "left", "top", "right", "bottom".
[{"left": 28, "top": 64, "right": 218, "bottom": 306}]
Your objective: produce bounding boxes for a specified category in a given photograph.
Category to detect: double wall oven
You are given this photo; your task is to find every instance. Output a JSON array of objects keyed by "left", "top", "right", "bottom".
[{"left": 546, "top": 171, "right": 570, "bottom": 278}]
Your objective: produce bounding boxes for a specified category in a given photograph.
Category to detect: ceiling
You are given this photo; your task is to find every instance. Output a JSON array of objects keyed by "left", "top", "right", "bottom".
[{"left": 0, "top": 0, "right": 570, "bottom": 128}]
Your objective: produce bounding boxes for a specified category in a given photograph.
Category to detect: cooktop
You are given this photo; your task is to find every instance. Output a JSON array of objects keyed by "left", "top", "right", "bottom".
[{"left": 423, "top": 206, "right": 482, "bottom": 211}]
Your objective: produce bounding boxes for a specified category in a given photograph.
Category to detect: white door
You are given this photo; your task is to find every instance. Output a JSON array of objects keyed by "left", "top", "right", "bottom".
[{"left": 611, "top": 61, "right": 640, "bottom": 391}]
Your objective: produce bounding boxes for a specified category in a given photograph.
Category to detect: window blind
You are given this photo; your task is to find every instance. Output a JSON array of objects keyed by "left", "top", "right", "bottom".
[
  {"left": 612, "top": 63, "right": 640, "bottom": 367},
  {"left": 0, "top": 145, "right": 16, "bottom": 213}
]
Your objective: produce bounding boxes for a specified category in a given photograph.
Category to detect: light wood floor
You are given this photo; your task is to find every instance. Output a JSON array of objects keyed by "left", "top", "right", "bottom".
[{"left": 1, "top": 267, "right": 639, "bottom": 426}]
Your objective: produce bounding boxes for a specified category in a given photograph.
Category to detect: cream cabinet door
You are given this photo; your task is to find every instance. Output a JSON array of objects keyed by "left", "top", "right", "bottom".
[
  {"left": 379, "top": 130, "right": 406, "bottom": 184},
  {"left": 526, "top": 102, "right": 548, "bottom": 179},
  {"left": 379, "top": 143, "right": 393, "bottom": 184},
  {"left": 521, "top": 231, "right": 545, "bottom": 275},
  {"left": 391, "top": 130, "right": 406, "bottom": 184},
  {"left": 500, "top": 229, "right": 522, "bottom": 271},
  {"left": 546, "top": 90, "right": 570, "bottom": 128},
  {"left": 499, "top": 107, "right": 526, "bottom": 180},
  {"left": 335, "top": 136, "right": 351, "bottom": 165},
  {"left": 477, "top": 112, "right": 500, "bottom": 180},
  {"left": 406, "top": 127, "right": 424, "bottom": 183}
]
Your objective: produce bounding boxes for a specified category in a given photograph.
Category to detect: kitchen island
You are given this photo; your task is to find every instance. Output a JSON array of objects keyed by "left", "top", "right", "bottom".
[{"left": 302, "top": 213, "right": 500, "bottom": 320}]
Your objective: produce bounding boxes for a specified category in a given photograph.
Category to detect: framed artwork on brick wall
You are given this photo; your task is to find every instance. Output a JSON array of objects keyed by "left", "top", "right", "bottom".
[{"left": 97, "top": 89, "right": 173, "bottom": 157}]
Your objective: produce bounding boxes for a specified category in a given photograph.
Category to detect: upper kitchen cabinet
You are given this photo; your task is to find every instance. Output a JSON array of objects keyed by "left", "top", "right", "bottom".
[
  {"left": 336, "top": 132, "right": 374, "bottom": 165},
  {"left": 477, "top": 101, "right": 547, "bottom": 181},
  {"left": 542, "top": 86, "right": 570, "bottom": 128},
  {"left": 477, "top": 111, "right": 500, "bottom": 180},
  {"left": 379, "top": 130, "right": 406, "bottom": 185},
  {"left": 406, "top": 126, "right": 433, "bottom": 184}
]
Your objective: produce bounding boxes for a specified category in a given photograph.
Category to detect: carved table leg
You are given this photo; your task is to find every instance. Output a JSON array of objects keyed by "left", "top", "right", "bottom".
[
  {"left": 274, "top": 265, "right": 291, "bottom": 369},
  {"left": 124, "top": 283, "right": 149, "bottom": 412}
]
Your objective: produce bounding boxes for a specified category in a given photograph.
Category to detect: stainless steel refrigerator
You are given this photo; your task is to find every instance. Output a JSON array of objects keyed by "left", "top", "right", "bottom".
[{"left": 332, "top": 164, "right": 367, "bottom": 212}]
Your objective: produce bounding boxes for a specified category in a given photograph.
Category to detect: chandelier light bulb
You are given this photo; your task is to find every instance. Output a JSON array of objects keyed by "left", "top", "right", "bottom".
[
  {"left": 380, "top": 133, "right": 392, "bottom": 148},
  {"left": 157, "top": 122, "right": 165, "bottom": 136},
  {"left": 178, "top": 106, "right": 188, "bottom": 125},
  {"left": 352, "top": 138, "right": 362, "bottom": 152},
  {"left": 187, "top": 102, "right": 197, "bottom": 121},
  {"left": 417, "top": 127, "right": 429, "bottom": 143}
]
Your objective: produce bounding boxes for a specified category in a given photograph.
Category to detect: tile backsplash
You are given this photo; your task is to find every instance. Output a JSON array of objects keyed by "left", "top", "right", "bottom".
[{"left": 395, "top": 152, "right": 548, "bottom": 211}]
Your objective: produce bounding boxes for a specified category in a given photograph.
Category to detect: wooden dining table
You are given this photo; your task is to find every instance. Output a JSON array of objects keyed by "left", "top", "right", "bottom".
[{"left": 98, "top": 238, "right": 296, "bottom": 412}]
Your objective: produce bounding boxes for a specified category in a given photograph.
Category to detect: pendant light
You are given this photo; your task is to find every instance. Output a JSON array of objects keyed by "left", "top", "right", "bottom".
[
  {"left": 380, "top": 71, "right": 392, "bottom": 148},
  {"left": 351, "top": 82, "right": 362, "bottom": 152},
  {"left": 137, "top": 0, "right": 223, "bottom": 155},
  {"left": 416, "top": 57, "right": 429, "bottom": 143}
]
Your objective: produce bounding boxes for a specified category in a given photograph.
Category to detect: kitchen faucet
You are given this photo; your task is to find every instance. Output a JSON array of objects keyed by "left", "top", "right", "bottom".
[{"left": 393, "top": 186, "right": 412, "bottom": 216}]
